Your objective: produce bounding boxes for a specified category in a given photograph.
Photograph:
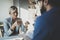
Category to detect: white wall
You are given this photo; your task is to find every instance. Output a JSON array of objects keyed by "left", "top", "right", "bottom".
[
  {"left": 19, "top": 0, "right": 29, "bottom": 24},
  {"left": 0, "top": 0, "right": 13, "bottom": 22}
]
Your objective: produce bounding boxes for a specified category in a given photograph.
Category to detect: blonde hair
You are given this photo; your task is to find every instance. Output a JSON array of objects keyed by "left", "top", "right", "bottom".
[{"left": 9, "top": 6, "right": 18, "bottom": 14}]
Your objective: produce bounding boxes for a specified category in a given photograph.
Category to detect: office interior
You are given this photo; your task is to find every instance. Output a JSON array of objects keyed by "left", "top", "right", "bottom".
[{"left": 0, "top": 0, "right": 41, "bottom": 38}]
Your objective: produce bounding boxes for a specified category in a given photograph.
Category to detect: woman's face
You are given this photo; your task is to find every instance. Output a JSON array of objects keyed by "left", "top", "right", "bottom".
[{"left": 10, "top": 9, "right": 18, "bottom": 19}]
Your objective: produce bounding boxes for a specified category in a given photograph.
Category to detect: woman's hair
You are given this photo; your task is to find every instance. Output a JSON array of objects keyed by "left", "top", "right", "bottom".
[{"left": 9, "top": 6, "right": 18, "bottom": 14}]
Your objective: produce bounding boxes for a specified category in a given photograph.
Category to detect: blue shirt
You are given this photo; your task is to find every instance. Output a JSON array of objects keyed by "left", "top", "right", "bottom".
[
  {"left": 32, "top": 7, "right": 60, "bottom": 40},
  {"left": 3, "top": 17, "right": 26, "bottom": 37}
]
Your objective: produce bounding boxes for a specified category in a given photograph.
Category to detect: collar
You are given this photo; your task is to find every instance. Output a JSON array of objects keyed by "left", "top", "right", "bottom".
[{"left": 42, "top": 7, "right": 59, "bottom": 16}]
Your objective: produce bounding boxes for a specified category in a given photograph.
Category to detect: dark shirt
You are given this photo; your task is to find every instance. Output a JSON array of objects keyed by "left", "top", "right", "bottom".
[{"left": 32, "top": 7, "right": 60, "bottom": 40}]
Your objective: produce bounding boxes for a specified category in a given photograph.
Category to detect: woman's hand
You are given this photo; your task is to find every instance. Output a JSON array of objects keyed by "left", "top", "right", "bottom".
[{"left": 11, "top": 21, "right": 17, "bottom": 30}]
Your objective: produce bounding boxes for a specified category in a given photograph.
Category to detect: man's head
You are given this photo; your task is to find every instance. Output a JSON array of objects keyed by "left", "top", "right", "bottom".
[
  {"left": 9, "top": 6, "right": 18, "bottom": 19},
  {"left": 38, "top": 0, "right": 60, "bottom": 12},
  {"left": 44, "top": 0, "right": 60, "bottom": 7},
  {"left": 38, "top": 0, "right": 46, "bottom": 13}
]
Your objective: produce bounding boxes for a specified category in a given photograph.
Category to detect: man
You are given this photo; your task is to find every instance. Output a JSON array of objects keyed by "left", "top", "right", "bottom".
[
  {"left": 3, "top": 6, "right": 26, "bottom": 37},
  {"left": 32, "top": 0, "right": 60, "bottom": 40}
]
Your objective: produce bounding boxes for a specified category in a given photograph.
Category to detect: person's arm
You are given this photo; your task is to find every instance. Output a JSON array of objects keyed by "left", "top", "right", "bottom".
[
  {"left": 4, "top": 19, "right": 20, "bottom": 36},
  {"left": 32, "top": 16, "right": 48, "bottom": 40},
  {"left": 19, "top": 24, "right": 26, "bottom": 34},
  {"left": 3, "top": 19, "right": 13, "bottom": 36}
]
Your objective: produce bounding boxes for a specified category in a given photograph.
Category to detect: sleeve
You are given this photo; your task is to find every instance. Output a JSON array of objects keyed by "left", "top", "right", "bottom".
[
  {"left": 32, "top": 16, "right": 48, "bottom": 40},
  {"left": 19, "top": 24, "right": 26, "bottom": 34},
  {"left": 25, "top": 29, "right": 34, "bottom": 39},
  {"left": 21, "top": 25, "right": 26, "bottom": 33},
  {"left": 3, "top": 19, "right": 13, "bottom": 36}
]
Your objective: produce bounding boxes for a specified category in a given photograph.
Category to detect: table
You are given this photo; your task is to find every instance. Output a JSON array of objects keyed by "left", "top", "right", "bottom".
[
  {"left": 0, "top": 34, "right": 31, "bottom": 40},
  {"left": 0, "top": 35, "right": 24, "bottom": 40},
  {"left": 0, "top": 24, "right": 4, "bottom": 37}
]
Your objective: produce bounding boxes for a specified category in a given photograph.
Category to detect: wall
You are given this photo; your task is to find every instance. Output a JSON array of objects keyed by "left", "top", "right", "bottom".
[
  {"left": 0, "top": 0, "right": 13, "bottom": 22},
  {"left": 13, "top": 0, "right": 20, "bottom": 17},
  {"left": 19, "top": 0, "right": 29, "bottom": 24}
]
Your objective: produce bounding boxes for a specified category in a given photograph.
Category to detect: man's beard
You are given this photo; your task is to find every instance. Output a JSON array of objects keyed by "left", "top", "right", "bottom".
[{"left": 40, "top": 5, "right": 46, "bottom": 14}]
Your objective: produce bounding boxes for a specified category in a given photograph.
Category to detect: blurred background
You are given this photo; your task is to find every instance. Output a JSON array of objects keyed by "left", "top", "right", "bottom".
[{"left": 0, "top": 0, "right": 41, "bottom": 37}]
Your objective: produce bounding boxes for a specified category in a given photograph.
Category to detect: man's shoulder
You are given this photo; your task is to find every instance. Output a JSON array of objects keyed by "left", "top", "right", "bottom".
[
  {"left": 36, "top": 14, "right": 46, "bottom": 20},
  {"left": 6, "top": 17, "right": 11, "bottom": 20}
]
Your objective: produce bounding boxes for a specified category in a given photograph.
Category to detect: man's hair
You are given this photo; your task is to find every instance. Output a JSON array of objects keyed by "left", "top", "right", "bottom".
[
  {"left": 9, "top": 6, "right": 18, "bottom": 14},
  {"left": 32, "top": 2, "right": 36, "bottom": 4},
  {"left": 48, "top": 0, "right": 60, "bottom": 7},
  {"left": 38, "top": 0, "right": 44, "bottom": 2},
  {"left": 38, "top": 0, "right": 60, "bottom": 7}
]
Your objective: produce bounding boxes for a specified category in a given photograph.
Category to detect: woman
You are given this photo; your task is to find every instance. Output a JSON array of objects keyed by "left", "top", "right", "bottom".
[{"left": 3, "top": 6, "right": 26, "bottom": 37}]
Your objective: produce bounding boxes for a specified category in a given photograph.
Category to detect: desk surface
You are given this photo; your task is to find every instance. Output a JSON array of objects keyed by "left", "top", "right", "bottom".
[
  {"left": 0, "top": 35, "right": 24, "bottom": 40},
  {"left": 0, "top": 34, "right": 31, "bottom": 40},
  {"left": 0, "top": 24, "right": 3, "bottom": 27}
]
